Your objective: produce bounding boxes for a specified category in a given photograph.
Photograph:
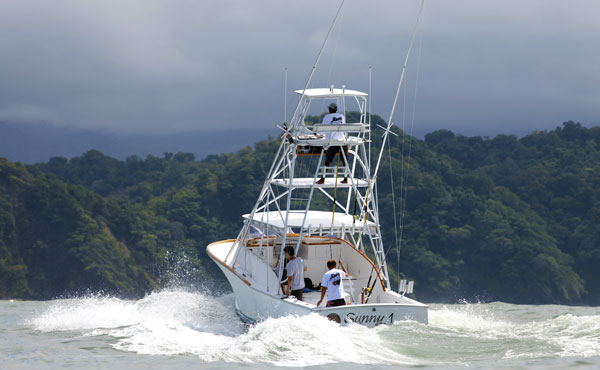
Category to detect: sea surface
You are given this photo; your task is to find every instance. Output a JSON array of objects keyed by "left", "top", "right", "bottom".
[{"left": 2, "top": 289, "right": 600, "bottom": 369}]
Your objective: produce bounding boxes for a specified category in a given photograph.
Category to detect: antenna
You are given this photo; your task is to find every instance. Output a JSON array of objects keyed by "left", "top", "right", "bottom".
[
  {"left": 342, "top": 84, "right": 346, "bottom": 114},
  {"left": 284, "top": 67, "right": 288, "bottom": 123},
  {"left": 369, "top": 66, "right": 372, "bottom": 173}
]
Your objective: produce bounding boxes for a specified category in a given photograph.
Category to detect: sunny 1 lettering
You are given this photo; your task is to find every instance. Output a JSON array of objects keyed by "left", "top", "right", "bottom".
[{"left": 344, "top": 312, "right": 394, "bottom": 325}]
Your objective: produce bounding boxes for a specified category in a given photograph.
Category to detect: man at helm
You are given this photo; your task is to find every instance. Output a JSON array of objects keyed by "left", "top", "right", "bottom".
[{"left": 316, "top": 103, "right": 348, "bottom": 184}]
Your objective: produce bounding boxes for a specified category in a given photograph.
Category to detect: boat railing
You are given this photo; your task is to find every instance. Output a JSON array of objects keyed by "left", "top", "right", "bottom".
[
  {"left": 294, "top": 122, "right": 369, "bottom": 146},
  {"left": 319, "top": 165, "right": 350, "bottom": 178},
  {"left": 270, "top": 177, "right": 369, "bottom": 188},
  {"left": 310, "top": 123, "right": 368, "bottom": 133}
]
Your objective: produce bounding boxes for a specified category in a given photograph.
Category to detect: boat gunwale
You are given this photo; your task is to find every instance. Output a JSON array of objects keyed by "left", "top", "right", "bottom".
[
  {"left": 206, "top": 239, "right": 251, "bottom": 286},
  {"left": 208, "top": 234, "right": 387, "bottom": 293}
]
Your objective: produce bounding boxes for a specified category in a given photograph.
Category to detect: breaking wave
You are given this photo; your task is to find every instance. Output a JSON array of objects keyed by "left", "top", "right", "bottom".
[
  {"left": 28, "top": 292, "right": 600, "bottom": 367},
  {"left": 29, "top": 289, "right": 413, "bottom": 366}
]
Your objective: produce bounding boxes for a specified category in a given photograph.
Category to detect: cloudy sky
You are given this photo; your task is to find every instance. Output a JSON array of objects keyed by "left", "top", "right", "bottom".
[{"left": 1, "top": 0, "right": 599, "bottom": 137}]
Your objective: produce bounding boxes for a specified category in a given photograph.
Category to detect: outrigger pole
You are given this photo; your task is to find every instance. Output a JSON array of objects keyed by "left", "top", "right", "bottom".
[
  {"left": 288, "top": 0, "right": 345, "bottom": 133},
  {"left": 278, "top": 0, "right": 346, "bottom": 284},
  {"left": 364, "top": 0, "right": 425, "bottom": 287},
  {"left": 371, "top": 0, "right": 425, "bottom": 184}
]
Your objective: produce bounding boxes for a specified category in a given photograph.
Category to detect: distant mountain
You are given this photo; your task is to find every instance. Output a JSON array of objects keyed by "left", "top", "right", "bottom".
[{"left": 0, "top": 122, "right": 277, "bottom": 163}]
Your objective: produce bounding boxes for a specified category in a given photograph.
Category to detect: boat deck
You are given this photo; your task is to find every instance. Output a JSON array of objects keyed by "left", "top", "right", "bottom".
[
  {"left": 299, "top": 290, "right": 321, "bottom": 306},
  {"left": 271, "top": 178, "right": 369, "bottom": 188}
]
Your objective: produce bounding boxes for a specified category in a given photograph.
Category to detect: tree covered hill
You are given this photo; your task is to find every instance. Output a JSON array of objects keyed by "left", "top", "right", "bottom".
[
  {"left": 0, "top": 159, "right": 154, "bottom": 298},
  {"left": 1, "top": 120, "right": 599, "bottom": 305},
  {"left": 422, "top": 121, "right": 600, "bottom": 303}
]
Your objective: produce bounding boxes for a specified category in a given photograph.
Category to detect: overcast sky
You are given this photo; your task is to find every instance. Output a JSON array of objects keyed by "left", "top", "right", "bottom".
[{"left": 1, "top": 0, "right": 599, "bottom": 137}]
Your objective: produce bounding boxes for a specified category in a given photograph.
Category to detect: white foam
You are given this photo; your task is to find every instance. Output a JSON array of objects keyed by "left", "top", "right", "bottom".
[
  {"left": 113, "top": 311, "right": 416, "bottom": 366},
  {"left": 429, "top": 303, "right": 513, "bottom": 336},
  {"left": 30, "top": 289, "right": 242, "bottom": 332},
  {"left": 30, "top": 294, "right": 140, "bottom": 332},
  {"left": 29, "top": 289, "right": 416, "bottom": 366},
  {"left": 229, "top": 314, "right": 415, "bottom": 366},
  {"left": 519, "top": 313, "right": 600, "bottom": 357},
  {"left": 29, "top": 294, "right": 600, "bottom": 365},
  {"left": 429, "top": 303, "right": 600, "bottom": 359}
]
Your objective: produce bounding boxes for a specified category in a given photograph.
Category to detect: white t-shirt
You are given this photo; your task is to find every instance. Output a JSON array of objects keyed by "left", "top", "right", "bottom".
[
  {"left": 321, "top": 268, "right": 345, "bottom": 301},
  {"left": 322, "top": 113, "right": 346, "bottom": 141},
  {"left": 286, "top": 257, "right": 305, "bottom": 291}
]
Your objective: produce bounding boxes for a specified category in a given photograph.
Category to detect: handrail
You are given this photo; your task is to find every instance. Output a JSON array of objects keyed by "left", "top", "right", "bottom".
[{"left": 311, "top": 123, "right": 368, "bottom": 133}]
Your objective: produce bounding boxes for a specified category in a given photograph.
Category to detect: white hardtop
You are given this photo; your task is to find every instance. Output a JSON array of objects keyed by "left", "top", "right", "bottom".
[
  {"left": 244, "top": 210, "right": 376, "bottom": 231},
  {"left": 295, "top": 88, "right": 368, "bottom": 98}
]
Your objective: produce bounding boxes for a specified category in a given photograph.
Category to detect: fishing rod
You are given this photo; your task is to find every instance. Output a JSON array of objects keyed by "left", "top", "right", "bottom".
[
  {"left": 288, "top": 0, "right": 345, "bottom": 133},
  {"left": 371, "top": 0, "right": 425, "bottom": 186},
  {"left": 362, "top": 265, "right": 374, "bottom": 304},
  {"left": 364, "top": 265, "right": 380, "bottom": 304},
  {"left": 278, "top": 0, "right": 346, "bottom": 283},
  {"left": 359, "top": 0, "right": 425, "bottom": 288}
]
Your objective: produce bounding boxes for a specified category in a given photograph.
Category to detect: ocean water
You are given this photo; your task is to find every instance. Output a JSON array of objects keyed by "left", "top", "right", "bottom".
[{"left": 1, "top": 290, "right": 600, "bottom": 369}]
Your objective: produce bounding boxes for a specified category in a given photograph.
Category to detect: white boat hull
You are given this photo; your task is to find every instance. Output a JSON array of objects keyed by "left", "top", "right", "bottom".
[{"left": 208, "top": 240, "right": 428, "bottom": 327}]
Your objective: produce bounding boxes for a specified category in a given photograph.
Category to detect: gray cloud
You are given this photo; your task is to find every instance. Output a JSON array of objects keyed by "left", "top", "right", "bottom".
[{"left": 1, "top": 0, "right": 599, "bottom": 136}]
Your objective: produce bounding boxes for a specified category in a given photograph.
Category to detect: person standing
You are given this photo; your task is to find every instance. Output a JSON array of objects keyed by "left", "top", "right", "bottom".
[
  {"left": 316, "top": 103, "right": 348, "bottom": 184},
  {"left": 283, "top": 245, "right": 305, "bottom": 300},
  {"left": 317, "top": 260, "right": 346, "bottom": 307}
]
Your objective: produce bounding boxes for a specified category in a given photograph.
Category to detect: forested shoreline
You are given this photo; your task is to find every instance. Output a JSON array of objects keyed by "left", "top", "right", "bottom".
[{"left": 1, "top": 119, "right": 599, "bottom": 305}]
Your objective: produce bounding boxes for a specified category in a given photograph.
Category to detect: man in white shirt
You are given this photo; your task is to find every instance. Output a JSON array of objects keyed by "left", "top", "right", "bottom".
[
  {"left": 316, "top": 103, "right": 348, "bottom": 185},
  {"left": 317, "top": 260, "right": 346, "bottom": 307},
  {"left": 283, "top": 246, "right": 305, "bottom": 300}
]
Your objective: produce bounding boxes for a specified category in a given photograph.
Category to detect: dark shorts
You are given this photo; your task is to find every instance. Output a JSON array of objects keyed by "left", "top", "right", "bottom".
[
  {"left": 324, "top": 146, "right": 348, "bottom": 166},
  {"left": 326, "top": 298, "right": 346, "bottom": 307},
  {"left": 291, "top": 289, "right": 303, "bottom": 301}
]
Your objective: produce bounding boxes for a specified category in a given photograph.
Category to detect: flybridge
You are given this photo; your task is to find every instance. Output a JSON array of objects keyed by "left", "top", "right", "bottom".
[
  {"left": 290, "top": 86, "right": 370, "bottom": 149},
  {"left": 236, "top": 84, "right": 387, "bottom": 283}
]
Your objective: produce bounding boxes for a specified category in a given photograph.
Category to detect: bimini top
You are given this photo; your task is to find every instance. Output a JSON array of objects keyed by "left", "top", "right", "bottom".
[
  {"left": 295, "top": 88, "right": 368, "bottom": 98},
  {"left": 243, "top": 210, "right": 376, "bottom": 231}
]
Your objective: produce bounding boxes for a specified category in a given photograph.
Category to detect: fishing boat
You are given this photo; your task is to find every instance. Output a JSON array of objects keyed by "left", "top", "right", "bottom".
[{"left": 207, "top": 2, "right": 428, "bottom": 327}]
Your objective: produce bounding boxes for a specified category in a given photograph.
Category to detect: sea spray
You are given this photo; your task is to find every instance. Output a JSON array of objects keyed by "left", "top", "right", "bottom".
[
  {"left": 24, "top": 297, "right": 600, "bottom": 367},
  {"left": 29, "top": 290, "right": 243, "bottom": 334},
  {"left": 158, "top": 244, "right": 204, "bottom": 291},
  {"left": 515, "top": 313, "right": 600, "bottom": 358},
  {"left": 110, "top": 291, "right": 242, "bottom": 358},
  {"left": 28, "top": 289, "right": 416, "bottom": 366},
  {"left": 30, "top": 293, "right": 140, "bottom": 332},
  {"left": 229, "top": 314, "right": 415, "bottom": 366},
  {"left": 427, "top": 303, "right": 600, "bottom": 362},
  {"left": 429, "top": 302, "right": 512, "bottom": 335}
]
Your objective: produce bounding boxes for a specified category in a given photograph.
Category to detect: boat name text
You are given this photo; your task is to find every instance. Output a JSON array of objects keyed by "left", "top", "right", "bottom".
[{"left": 344, "top": 312, "right": 393, "bottom": 325}]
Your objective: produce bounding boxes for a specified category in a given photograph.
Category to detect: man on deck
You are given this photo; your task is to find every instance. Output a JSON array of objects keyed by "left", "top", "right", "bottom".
[
  {"left": 283, "top": 246, "right": 305, "bottom": 300},
  {"left": 317, "top": 260, "right": 346, "bottom": 307}
]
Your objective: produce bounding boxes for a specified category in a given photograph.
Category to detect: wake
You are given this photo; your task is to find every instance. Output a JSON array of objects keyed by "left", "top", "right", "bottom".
[
  {"left": 29, "top": 293, "right": 600, "bottom": 365},
  {"left": 428, "top": 302, "right": 600, "bottom": 358},
  {"left": 28, "top": 289, "right": 415, "bottom": 366}
]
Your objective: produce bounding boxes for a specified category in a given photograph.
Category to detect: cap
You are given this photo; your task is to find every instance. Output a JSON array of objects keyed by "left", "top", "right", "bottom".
[{"left": 329, "top": 103, "right": 338, "bottom": 110}]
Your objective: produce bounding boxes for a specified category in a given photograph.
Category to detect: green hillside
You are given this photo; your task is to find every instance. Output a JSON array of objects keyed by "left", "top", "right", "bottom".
[{"left": 1, "top": 120, "right": 599, "bottom": 305}]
